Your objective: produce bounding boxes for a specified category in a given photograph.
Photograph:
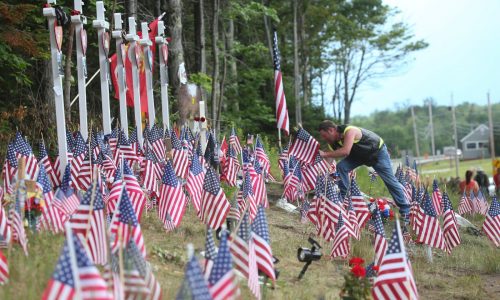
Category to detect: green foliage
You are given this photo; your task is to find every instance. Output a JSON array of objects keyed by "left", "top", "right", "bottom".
[
  {"left": 226, "top": 1, "right": 280, "bottom": 23},
  {"left": 189, "top": 72, "right": 213, "bottom": 93}
]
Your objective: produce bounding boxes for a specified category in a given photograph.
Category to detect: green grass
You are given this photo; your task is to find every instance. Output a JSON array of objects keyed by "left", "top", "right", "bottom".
[
  {"left": 1, "top": 153, "right": 499, "bottom": 299},
  {"left": 419, "top": 158, "right": 497, "bottom": 179}
]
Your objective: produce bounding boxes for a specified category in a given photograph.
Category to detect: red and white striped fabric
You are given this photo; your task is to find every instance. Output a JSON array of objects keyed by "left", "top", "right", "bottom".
[
  {"left": 372, "top": 209, "right": 388, "bottom": 266},
  {"left": 0, "top": 203, "right": 11, "bottom": 247},
  {"left": 140, "top": 152, "right": 159, "bottom": 198},
  {"left": 200, "top": 168, "right": 230, "bottom": 229},
  {"left": 229, "top": 128, "right": 242, "bottom": 155},
  {"left": 186, "top": 153, "right": 205, "bottom": 214},
  {"left": 0, "top": 249, "right": 8, "bottom": 284},
  {"left": 272, "top": 31, "right": 289, "bottom": 135},
  {"left": 38, "top": 141, "right": 61, "bottom": 188},
  {"left": 330, "top": 214, "right": 350, "bottom": 259},
  {"left": 123, "top": 163, "right": 146, "bottom": 221},
  {"left": 417, "top": 193, "right": 445, "bottom": 251},
  {"left": 223, "top": 148, "right": 240, "bottom": 187},
  {"left": 289, "top": 128, "right": 320, "bottom": 165},
  {"left": 9, "top": 209, "right": 28, "bottom": 256},
  {"left": 229, "top": 214, "right": 251, "bottom": 279},
  {"left": 431, "top": 179, "right": 443, "bottom": 216},
  {"left": 248, "top": 236, "right": 261, "bottom": 300},
  {"left": 482, "top": 196, "right": 500, "bottom": 247},
  {"left": 349, "top": 179, "right": 370, "bottom": 230},
  {"left": 158, "top": 161, "right": 187, "bottom": 229},
  {"left": 255, "top": 137, "right": 270, "bottom": 175},
  {"left": 442, "top": 193, "right": 461, "bottom": 254}
]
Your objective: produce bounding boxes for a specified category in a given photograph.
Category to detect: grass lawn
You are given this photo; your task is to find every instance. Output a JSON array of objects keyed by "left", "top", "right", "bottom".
[
  {"left": 0, "top": 157, "right": 499, "bottom": 299},
  {"left": 419, "top": 158, "right": 497, "bottom": 179}
]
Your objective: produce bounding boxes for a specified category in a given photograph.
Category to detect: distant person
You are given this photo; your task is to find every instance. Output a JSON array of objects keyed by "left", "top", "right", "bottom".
[
  {"left": 459, "top": 170, "right": 479, "bottom": 195},
  {"left": 494, "top": 168, "right": 500, "bottom": 193},
  {"left": 317, "top": 120, "right": 410, "bottom": 222},
  {"left": 474, "top": 169, "right": 489, "bottom": 190}
]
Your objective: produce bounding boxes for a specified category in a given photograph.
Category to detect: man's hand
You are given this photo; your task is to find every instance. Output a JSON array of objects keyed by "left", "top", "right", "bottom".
[{"left": 319, "top": 150, "right": 330, "bottom": 158}]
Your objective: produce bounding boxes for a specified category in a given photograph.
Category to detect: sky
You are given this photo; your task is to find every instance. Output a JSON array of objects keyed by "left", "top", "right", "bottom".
[{"left": 328, "top": 0, "right": 500, "bottom": 117}]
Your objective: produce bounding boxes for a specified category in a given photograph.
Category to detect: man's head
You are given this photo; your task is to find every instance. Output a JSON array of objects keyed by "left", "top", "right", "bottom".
[{"left": 318, "top": 120, "right": 341, "bottom": 144}]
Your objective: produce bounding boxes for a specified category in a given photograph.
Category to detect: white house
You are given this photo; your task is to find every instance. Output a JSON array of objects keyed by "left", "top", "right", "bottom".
[{"left": 460, "top": 124, "right": 490, "bottom": 160}]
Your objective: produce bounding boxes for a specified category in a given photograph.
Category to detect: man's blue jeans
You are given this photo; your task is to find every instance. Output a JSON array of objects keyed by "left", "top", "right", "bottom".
[{"left": 336, "top": 145, "right": 410, "bottom": 215}]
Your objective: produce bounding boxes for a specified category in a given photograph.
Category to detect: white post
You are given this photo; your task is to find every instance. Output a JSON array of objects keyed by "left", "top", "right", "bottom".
[
  {"left": 140, "top": 22, "right": 155, "bottom": 128},
  {"left": 126, "top": 17, "right": 143, "bottom": 146},
  {"left": 64, "top": 222, "right": 82, "bottom": 299},
  {"left": 43, "top": 1, "right": 68, "bottom": 176},
  {"left": 71, "top": 0, "right": 88, "bottom": 140},
  {"left": 199, "top": 101, "right": 207, "bottom": 152},
  {"left": 112, "top": 13, "right": 129, "bottom": 138},
  {"left": 92, "top": 1, "right": 112, "bottom": 135},
  {"left": 155, "top": 20, "right": 170, "bottom": 131}
]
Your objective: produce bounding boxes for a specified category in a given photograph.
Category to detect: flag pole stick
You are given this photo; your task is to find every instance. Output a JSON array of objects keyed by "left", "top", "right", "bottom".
[
  {"left": 117, "top": 225, "right": 125, "bottom": 289},
  {"left": 65, "top": 222, "right": 83, "bottom": 300},
  {"left": 84, "top": 166, "right": 98, "bottom": 244},
  {"left": 278, "top": 128, "right": 282, "bottom": 152}
]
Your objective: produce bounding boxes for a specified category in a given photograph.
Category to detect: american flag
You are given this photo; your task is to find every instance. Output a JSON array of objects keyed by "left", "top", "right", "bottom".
[
  {"left": 431, "top": 179, "right": 443, "bottom": 216},
  {"left": 12, "top": 132, "right": 39, "bottom": 180},
  {"left": 125, "top": 239, "right": 162, "bottom": 300},
  {"left": 69, "top": 131, "right": 88, "bottom": 188},
  {"left": 117, "top": 131, "right": 139, "bottom": 165},
  {"left": 90, "top": 130, "right": 101, "bottom": 159},
  {"left": 399, "top": 172, "right": 413, "bottom": 205},
  {"left": 229, "top": 128, "right": 242, "bottom": 155},
  {"left": 371, "top": 219, "right": 419, "bottom": 300},
  {"left": 208, "top": 230, "right": 239, "bottom": 300},
  {"left": 482, "top": 195, "right": 500, "bottom": 247},
  {"left": 141, "top": 149, "right": 159, "bottom": 198},
  {"left": 204, "top": 228, "right": 218, "bottom": 280},
  {"left": 289, "top": 128, "right": 319, "bottom": 165},
  {"left": 42, "top": 232, "right": 112, "bottom": 300},
  {"left": 0, "top": 199, "right": 11, "bottom": 247},
  {"left": 204, "top": 132, "right": 219, "bottom": 169},
  {"left": 417, "top": 191, "right": 445, "bottom": 250},
  {"left": 171, "top": 129, "right": 190, "bottom": 179},
  {"left": 123, "top": 162, "right": 147, "bottom": 221},
  {"left": 200, "top": 168, "right": 230, "bottom": 229},
  {"left": 272, "top": 30, "right": 289, "bottom": 135},
  {"left": 458, "top": 191, "right": 472, "bottom": 215},
  {"left": 248, "top": 234, "right": 261, "bottom": 300},
  {"left": 107, "top": 127, "right": 119, "bottom": 156},
  {"left": 350, "top": 178, "right": 370, "bottom": 229},
  {"left": 2, "top": 143, "right": 17, "bottom": 194},
  {"left": 300, "top": 200, "right": 310, "bottom": 224},
  {"left": 0, "top": 249, "right": 8, "bottom": 284},
  {"left": 10, "top": 193, "right": 28, "bottom": 256},
  {"left": 159, "top": 161, "right": 187, "bottom": 229},
  {"left": 476, "top": 190, "right": 489, "bottom": 216},
  {"left": 238, "top": 171, "right": 258, "bottom": 221},
  {"left": 176, "top": 255, "right": 212, "bottom": 300},
  {"left": 278, "top": 144, "right": 289, "bottom": 177},
  {"left": 129, "top": 127, "right": 143, "bottom": 157},
  {"left": 229, "top": 212, "right": 250, "bottom": 278},
  {"left": 109, "top": 187, "right": 146, "bottom": 258},
  {"left": 372, "top": 208, "right": 388, "bottom": 266},
  {"left": 223, "top": 145, "right": 240, "bottom": 187},
  {"left": 227, "top": 196, "right": 241, "bottom": 222},
  {"left": 74, "top": 152, "right": 92, "bottom": 191},
  {"left": 302, "top": 153, "right": 331, "bottom": 192},
  {"left": 345, "top": 196, "right": 361, "bottom": 240},
  {"left": 186, "top": 152, "right": 206, "bottom": 215},
  {"left": 442, "top": 192, "right": 461, "bottom": 254},
  {"left": 284, "top": 157, "right": 304, "bottom": 203},
  {"left": 53, "top": 164, "right": 81, "bottom": 217},
  {"left": 69, "top": 182, "right": 108, "bottom": 265},
  {"left": 251, "top": 159, "right": 268, "bottom": 208},
  {"left": 38, "top": 140, "right": 61, "bottom": 188},
  {"left": 330, "top": 213, "right": 350, "bottom": 259},
  {"left": 107, "top": 163, "right": 123, "bottom": 215},
  {"left": 255, "top": 137, "right": 270, "bottom": 175},
  {"left": 37, "top": 164, "right": 65, "bottom": 234},
  {"left": 251, "top": 206, "right": 276, "bottom": 282}
]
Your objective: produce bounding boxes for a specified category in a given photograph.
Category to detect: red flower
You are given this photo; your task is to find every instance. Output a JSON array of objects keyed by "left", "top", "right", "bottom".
[
  {"left": 349, "top": 257, "right": 364, "bottom": 266},
  {"left": 389, "top": 210, "right": 394, "bottom": 220},
  {"left": 43, "top": 3, "right": 51, "bottom": 8},
  {"left": 369, "top": 198, "right": 375, "bottom": 203},
  {"left": 372, "top": 265, "right": 380, "bottom": 272},
  {"left": 200, "top": 117, "right": 206, "bottom": 122},
  {"left": 194, "top": 117, "right": 200, "bottom": 122},
  {"left": 351, "top": 264, "right": 366, "bottom": 278},
  {"left": 71, "top": 9, "right": 81, "bottom": 16}
]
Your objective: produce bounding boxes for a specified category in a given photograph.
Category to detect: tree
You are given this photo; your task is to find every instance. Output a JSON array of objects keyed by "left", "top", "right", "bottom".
[{"left": 328, "top": 0, "right": 428, "bottom": 124}]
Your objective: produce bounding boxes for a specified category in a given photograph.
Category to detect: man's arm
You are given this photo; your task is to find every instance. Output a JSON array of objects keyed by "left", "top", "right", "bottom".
[{"left": 319, "top": 129, "right": 356, "bottom": 159}]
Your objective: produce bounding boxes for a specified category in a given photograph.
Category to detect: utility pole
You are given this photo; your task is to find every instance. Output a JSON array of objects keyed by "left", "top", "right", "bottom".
[
  {"left": 428, "top": 99, "right": 436, "bottom": 156},
  {"left": 451, "top": 94, "right": 460, "bottom": 178},
  {"left": 487, "top": 92, "right": 496, "bottom": 172},
  {"left": 411, "top": 106, "right": 420, "bottom": 158}
]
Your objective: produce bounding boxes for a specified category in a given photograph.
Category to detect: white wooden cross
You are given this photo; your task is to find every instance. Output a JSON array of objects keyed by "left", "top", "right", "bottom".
[
  {"left": 126, "top": 17, "right": 143, "bottom": 146},
  {"left": 140, "top": 22, "right": 155, "bottom": 129},
  {"left": 112, "top": 13, "right": 129, "bottom": 138},
  {"left": 155, "top": 20, "right": 170, "bottom": 131}
]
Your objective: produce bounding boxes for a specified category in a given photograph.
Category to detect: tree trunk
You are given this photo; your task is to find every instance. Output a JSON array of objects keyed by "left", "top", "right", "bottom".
[
  {"left": 293, "top": 0, "right": 302, "bottom": 125},
  {"left": 299, "top": 1, "right": 309, "bottom": 106},
  {"left": 210, "top": 0, "right": 220, "bottom": 132},
  {"left": 194, "top": 0, "right": 206, "bottom": 74},
  {"left": 262, "top": 0, "right": 274, "bottom": 62},
  {"left": 168, "top": 0, "right": 185, "bottom": 97},
  {"left": 127, "top": 0, "right": 137, "bottom": 18},
  {"left": 319, "top": 67, "right": 324, "bottom": 109},
  {"left": 217, "top": 21, "right": 227, "bottom": 135},
  {"left": 155, "top": 0, "right": 162, "bottom": 17},
  {"left": 63, "top": 23, "right": 75, "bottom": 125},
  {"left": 226, "top": 17, "right": 238, "bottom": 114}
]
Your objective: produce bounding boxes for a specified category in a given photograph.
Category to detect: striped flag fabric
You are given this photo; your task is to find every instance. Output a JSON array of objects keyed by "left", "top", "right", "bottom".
[
  {"left": 431, "top": 179, "right": 443, "bottom": 216},
  {"left": 186, "top": 152, "right": 206, "bottom": 215},
  {"left": 38, "top": 140, "right": 61, "bottom": 188},
  {"left": 141, "top": 149, "right": 159, "bottom": 198},
  {"left": 255, "top": 137, "right": 270, "bottom": 175},
  {"left": 123, "top": 162, "right": 147, "bottom": 221},
  {"left": 284, "top": 157, "right": 304, "bottom": 203},
  {"left": 350, "top": 178, "right": 370, "bottom": 229},
  {"left": 372, "top": 208, "right": 388, "bottom": 266},
  {"left": 229, "top": 128, "right": 242, "bottom": 155},
  {"left": 74, "top": 152, "right": 92, "bottom": 191},
  {"left": 106, "top": 163, "right": 123, "bottom": 215},
  {"left": 289, "top": 128, "right": 319, "bottom": 165},
  {"left": 417, "top": 191, "right": 445, "bottom": 250},
  {"left": 149, "top": 124, "right": 165, "bottom": 163},
  {"left": 37, "top": 164, "right": 65, "bottom": 234},
  {"left": 0, "top": 249, "right": 8, "bottom": 284},
  {"left": 482, "top": 195, "right": 500, "bottom": 247},
  {"left": 330, "top": 213, "right": 350, "bottom": 259},
  {"left": 69, "top": 182, "right": 108, "bottom": 265},
  {"left": 9, "top": 203, "right": 27, "bottom": 256},
  {"left": 129, "top": 127, "right": 143, "bottom": 157},
  {"left": 200, "top": 168, "right": 230, "bottom": 229},
  {"left": 476, "top": 190, "right": 489, "bottom": 216},
  {"left": 345, "top": 197, "right": 361, "bottom": 240},
  {"left": 204, "top": 228, "right": 218, "bottom": 280},
  {"left": 12, "top": 132, "right": 39, "bottom": 180},
  {"left": 237, "top": 171, "right": 258, "bottom": 221},
  {"left": 301, "top": 153, "right": 330, "bottom": 192},
  {"left": 250, "top": 159, "right": 268, "bottom": 209},
  {"left": 251, "top": 206, "right": 276, "bottom": 282},
  {"left": 2, "top": 143, "right": 18, "bottom": 194},
  {"left": 69, "top": 131, "right": 88, "bottom": 189},
  {"left": 229, "top": 212, "right": 250, "bottom": 279},
  {"left": 159, "top": 161, "right": 187, "bottom": 230},
  {"left": 272, "top": 30, "right": 289, "bottom": 135},
  {"left": 53, "top": 164, "right": 81, "bottom": 217},
  {"left": 125, "top": 239, "right": 162, "bottom": 300},
  {"left": 227, "top": 196, "right": 241, "bottom": 223},
  {"left": 109, "top": 187, "right": 146, "bottom": 258},
  {"left": 171, "top": 129, "right": 190, "bottom": 179},
  {"left": 442, "top": 192, "right": 461, "bottom": 254},
  {"left": 223, "top": 145, "right": 240, "bottom": 187},
  {"left": 208, "top": 230, "right": 239, "bottom": 300},
  {"left": 0, "top": 199, "right": 11, "bottom": 247},
  {"left": 371, "top": 219, "right": 419, "bottom": 300},
  {"left": 42, "top": 232, "right": 112, "bottom": 300},
  {"left": 278, "top": 144, "right": 289, "bottom": 178},
  {"left": 248, "top": 235, "right": 261, "bottom": 300},
  {"left": 177, "top": 255, "right": 213, "bottom": 300}
]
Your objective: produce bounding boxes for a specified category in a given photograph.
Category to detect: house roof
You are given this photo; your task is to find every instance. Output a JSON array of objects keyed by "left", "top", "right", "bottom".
[{"left": 460, "top": 124, "right": 489, "bottom": 143}]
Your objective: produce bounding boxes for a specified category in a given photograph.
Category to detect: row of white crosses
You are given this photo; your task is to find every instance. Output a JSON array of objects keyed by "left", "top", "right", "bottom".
[{"left": 43, "top": 0, "right": 175, "bottom": 175}]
